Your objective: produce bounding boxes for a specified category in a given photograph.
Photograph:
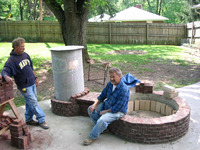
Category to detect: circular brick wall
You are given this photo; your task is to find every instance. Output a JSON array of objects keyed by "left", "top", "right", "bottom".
[{"left": 108, "top": 91, "right": 190, "bottom": 144}]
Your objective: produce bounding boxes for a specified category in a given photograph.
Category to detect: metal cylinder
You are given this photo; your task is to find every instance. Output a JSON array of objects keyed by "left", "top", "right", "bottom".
[{"left": 50, "top": 46, "right": 84, "bottom": 101}]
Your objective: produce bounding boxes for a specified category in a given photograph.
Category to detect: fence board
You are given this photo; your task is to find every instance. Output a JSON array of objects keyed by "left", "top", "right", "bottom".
[{"left": 0, "top": 21, "right": 186, "bottom": 45}]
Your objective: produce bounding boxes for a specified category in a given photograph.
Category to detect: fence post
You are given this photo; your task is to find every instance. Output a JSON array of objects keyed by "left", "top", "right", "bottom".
[
  {"left": 37, "top": 21, "right": 41, "bottom": 42},
  {"left": 146, "top": 23, "right": 148, "bottom": 44},
  {"left": 109, "top": 23, "right": 112, "bottom": 44},
  {"left": 5, "top": 22, "right": 8, "bottom": 40},
  {"left": 190, "top": 22, "right": 195, "bottom": 45}
]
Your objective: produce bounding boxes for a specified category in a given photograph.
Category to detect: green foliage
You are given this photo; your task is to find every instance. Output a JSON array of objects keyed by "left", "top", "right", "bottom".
[
  {"left": 0, "top": 0, "right": 198, "bottom": 23},
  {"left": 175, "top": 0, "right": 200, "bottom": 23},
  {"left": 89, "top": 0, "right": 118, "bottom": 18},
  {"left": 0, "top": 0, "right": 11, "bottom": 20}
]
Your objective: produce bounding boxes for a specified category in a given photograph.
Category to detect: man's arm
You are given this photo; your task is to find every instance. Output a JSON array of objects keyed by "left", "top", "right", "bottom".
[{"left": 1, "top": 62, "right": 14, "bottom": 84}]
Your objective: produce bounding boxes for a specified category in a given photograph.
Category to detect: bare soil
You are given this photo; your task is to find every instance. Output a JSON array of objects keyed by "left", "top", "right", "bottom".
[{"left": 13, "top": 46, "right": 200, "bottom": 100}]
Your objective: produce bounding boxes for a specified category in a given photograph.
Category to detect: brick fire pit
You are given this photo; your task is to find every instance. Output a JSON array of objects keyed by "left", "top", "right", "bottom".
[
  {"left": 51, "top": 81, "right": 190, "bottom": 144},
  {"left": 108, "top": 90, "right": 190, "bottom": 144}
]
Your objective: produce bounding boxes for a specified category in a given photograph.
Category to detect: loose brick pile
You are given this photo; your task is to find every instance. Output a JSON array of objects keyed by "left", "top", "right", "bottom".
[
  {"left": 0, "top": 115, "right": 15, "bottom": 130},
  {"left": 136, "top": 80, "right": 154, "bottom": 93},
  {"left": 0, "top": 76, "right": 32, "bottom": 149},
  {"left": 10, "top": 119, "right": 32, "bottom": 149},
  {"left": 0, "top": 77, "right": 14, "bottom": 104},
  {"left": 163, "top": 85, "right": 179, "bottom": 98}
]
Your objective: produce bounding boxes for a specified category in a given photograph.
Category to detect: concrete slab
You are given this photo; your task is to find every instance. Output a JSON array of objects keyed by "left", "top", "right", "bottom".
[{"left": 1, "top": 82, "right": 200, "bottom": 150}]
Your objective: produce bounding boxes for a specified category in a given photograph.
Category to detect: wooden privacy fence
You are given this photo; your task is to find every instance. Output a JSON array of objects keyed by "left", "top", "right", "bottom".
[
  {"left": 0, "top": 21, "right": 186, "bottom": 45},
  {"left": 186, "top": 21, "right": 200, "bottom": 47}
]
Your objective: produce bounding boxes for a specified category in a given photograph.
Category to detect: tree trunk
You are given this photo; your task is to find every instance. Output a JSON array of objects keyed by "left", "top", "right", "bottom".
[
  {"left": 146, "top": 0, "right": 153, "bottom": 12},
  {"left": 19, "top": 0, "right": 23, "bottom": 21},
  {"left": 33, "top": 0, "right": 37, "bottom": 20},
  {"left": 158, "top": 0, "right": 163, "bottom": 15},
  {"left": 43, "top": 0, "right": 90, "bottom": 62},
  {"left": 39, "top": 0, "right": 43, "bottom": 21}
]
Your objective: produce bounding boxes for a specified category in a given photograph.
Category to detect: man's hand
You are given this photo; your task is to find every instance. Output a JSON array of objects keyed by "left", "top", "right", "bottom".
[
  {"left": 35, "top": 78, "right": 39, "bottom": 86},
  {"left": 100, "top": 109, "right": 111, "bottom": 115},
  {"left": 89, "top": 103, "right": 97, "bottom": 113},
  {"left": 5, "top": 76, "right": 14, "bottom": 84}
]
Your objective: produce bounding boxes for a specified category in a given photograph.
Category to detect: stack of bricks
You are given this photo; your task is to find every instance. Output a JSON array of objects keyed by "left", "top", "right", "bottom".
[
  {"left": 135, "top": 80, "right": 154, "bottom": 93},
  {"left": 10, "top": 119, "right": 32, "bottom": 149},
  {"left": 0, "top": 115, "right": 15, "bottom": 130},
  {"left": 0, "top": 75, "right": 14, "bottom": 104},
  {"left": 163, "top": 85, "right": 179, "bottom": 98}
]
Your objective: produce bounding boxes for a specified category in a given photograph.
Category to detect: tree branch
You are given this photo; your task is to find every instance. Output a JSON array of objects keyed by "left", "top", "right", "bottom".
[{"left": 43, "top": 0, "right": 65, "bottom": 23}]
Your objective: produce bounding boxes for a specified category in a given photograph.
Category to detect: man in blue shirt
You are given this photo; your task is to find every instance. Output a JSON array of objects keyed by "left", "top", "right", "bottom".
[
  {"left": 1, "top": 37, "right": 49, "bottom": 129},
  {"left": 84, "top": 67, "right": 130, "bottom": 145}
]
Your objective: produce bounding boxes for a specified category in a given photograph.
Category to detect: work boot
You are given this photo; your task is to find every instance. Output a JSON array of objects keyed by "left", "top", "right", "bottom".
[
  {"left": 26, "top": 120, "right": 39, "bottom": 126},
  {"left": 39, "top": 122, "right": 49, "bottom": 129},
  {"left": 83, "top": 137, "right": 95, "bottom": 146}
]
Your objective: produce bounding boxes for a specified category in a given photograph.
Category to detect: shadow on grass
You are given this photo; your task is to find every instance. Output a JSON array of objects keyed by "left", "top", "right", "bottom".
[{"left": 45, "top": 42, "right": 51, "bottom": 49}]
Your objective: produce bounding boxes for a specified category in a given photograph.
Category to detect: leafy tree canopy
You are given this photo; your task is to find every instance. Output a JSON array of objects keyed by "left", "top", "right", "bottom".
[{"left": 0, "top": 0, "right": 199, "bottom": 23}]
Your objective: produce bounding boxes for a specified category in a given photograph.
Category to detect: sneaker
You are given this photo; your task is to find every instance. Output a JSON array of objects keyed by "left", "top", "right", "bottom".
[
  {"left": 39, "top": 122, "right": 49, "bottom": 129},
  {"left": 26, "top": 120, "right": 39, "bottom": 126},
  {"left": 83, "top": 137, "right": 95, "bottom": 146}
]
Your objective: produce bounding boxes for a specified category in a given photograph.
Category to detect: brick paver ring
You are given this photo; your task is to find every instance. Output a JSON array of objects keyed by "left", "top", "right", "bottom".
[{"left": 108, "top": 91, "right": 190, "bottom": 144}]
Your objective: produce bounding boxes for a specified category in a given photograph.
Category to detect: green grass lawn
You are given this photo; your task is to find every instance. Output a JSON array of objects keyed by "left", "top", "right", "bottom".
[
  {"left": 0, "top": 42, "right": 199, "bottom": 108},
  {"left": 0, "top": 42, "right": 197, "bottom": 71},
  {"left": 88, "top": 44, "right": 196, "bottom": 66}
]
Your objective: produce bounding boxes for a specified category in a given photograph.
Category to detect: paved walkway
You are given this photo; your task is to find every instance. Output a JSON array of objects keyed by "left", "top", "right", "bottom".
[{"left": 1, "top": 82, "right": 200, "bottom": 150}]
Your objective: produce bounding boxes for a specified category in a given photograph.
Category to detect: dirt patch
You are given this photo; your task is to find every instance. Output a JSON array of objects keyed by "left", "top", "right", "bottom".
[
  {"left": 107, "top": 50, "right": 147, "bottom": 55},
  {"left": 127, "top": 110, "right": 164, "bottom": 118}
]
